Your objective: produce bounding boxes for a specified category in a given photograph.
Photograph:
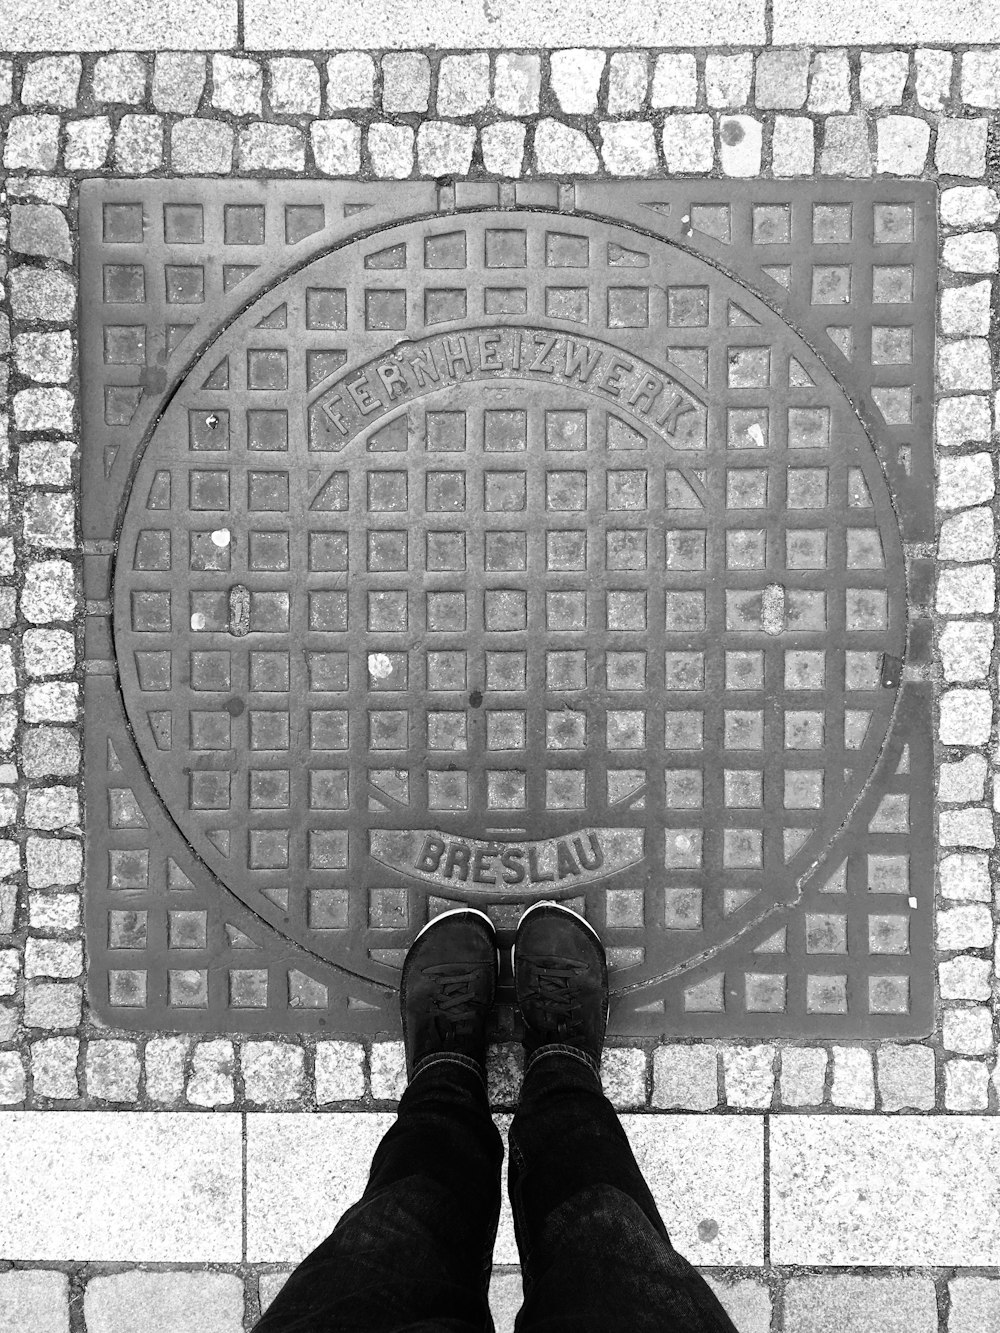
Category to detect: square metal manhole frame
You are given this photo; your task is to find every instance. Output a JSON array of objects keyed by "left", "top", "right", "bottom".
[{"left": 80, "top": 177, "right": 936, "bottom": 1040}]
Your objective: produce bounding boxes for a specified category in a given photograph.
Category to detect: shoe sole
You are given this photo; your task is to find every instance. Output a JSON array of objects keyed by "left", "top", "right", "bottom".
[
  {"left": 413, "top": 905, "right": 500, "bottom": 973},
  {"left": 510, "top": 899, "right": 604, "bottom": 977}
]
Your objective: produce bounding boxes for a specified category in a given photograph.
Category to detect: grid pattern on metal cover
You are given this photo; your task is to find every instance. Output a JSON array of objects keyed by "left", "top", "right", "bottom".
[{"left": 80, "top": 179, "right": 935, "bottom": 1038}]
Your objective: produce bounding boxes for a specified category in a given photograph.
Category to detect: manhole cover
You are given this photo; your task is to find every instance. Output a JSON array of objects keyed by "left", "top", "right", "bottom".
[{"left": 81, "top": 180, "right": 935, "bottom": 1037}]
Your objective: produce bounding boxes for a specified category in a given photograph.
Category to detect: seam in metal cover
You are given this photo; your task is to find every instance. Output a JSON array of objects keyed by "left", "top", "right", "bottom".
[{"left": 80, "top": 179, "right": 935, "bottom": 1038}]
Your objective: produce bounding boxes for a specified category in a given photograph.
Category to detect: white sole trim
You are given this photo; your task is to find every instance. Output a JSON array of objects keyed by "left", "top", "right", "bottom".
[
  {"left": 415, "top": 905, "right": 495, "bottom": 941},
  {"left": 413, "top": 905, "right": 501, "bottom": 973}
]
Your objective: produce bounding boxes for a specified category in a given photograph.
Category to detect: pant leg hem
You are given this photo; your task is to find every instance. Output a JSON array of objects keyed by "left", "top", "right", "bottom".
[
  {"left": 525, "top": 1044, "right": 601, "bottom": 1081},
  {"left": 411, "top": 1050, "right": 489, "bottom": 1093}
]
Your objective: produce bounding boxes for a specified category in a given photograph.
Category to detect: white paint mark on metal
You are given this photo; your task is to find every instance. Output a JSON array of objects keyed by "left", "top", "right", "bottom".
[
  {"left": 368, "top": 652, "right": 394, "bottom": 679},
  {"left": 229, "top": 584, "right": 250, "bottom": 637}
]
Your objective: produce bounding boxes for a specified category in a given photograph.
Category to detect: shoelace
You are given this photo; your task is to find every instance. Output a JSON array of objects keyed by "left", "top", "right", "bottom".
[
  {"left": 421, "top": 963, "right": 486, "bottom": 1039},
  {"left": 520, "top": 957, "right": 590, "bottom": 1038}
]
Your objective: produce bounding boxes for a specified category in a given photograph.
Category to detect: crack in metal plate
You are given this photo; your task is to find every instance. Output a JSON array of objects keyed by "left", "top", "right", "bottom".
[{"left": 80, "top": 179, "right": 935, "bottom": 1037}]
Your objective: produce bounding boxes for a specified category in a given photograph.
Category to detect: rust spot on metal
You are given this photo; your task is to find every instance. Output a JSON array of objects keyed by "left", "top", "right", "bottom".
[{"left": 228, "top": 584, "right": 250, "bottom": 637}]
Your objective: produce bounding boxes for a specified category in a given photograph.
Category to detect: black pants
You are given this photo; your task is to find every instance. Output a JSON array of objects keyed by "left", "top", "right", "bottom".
[{"left": 254, "top": 1048, "right": 739, "bottom": 1332}]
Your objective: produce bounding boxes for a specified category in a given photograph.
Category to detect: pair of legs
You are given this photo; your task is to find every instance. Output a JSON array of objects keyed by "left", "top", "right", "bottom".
[{"left": 254, "top": 904, "right": 738, "bottom": 1333}]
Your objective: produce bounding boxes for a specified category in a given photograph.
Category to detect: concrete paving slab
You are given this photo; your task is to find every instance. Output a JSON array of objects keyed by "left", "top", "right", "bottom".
[
  {"left": 0, "top": 1270, "right": 68, "bottom": 1333},
  {"left": 488, "top": 1270, "right": 521, "bottom": 1333},
  {"left": 771, "top": 1116, "right": 1000, "bottom": 1265},
  {"left": 783, "top": 1275, "right": 938, "bottom": 1333},
  {"left": 623, "top": 1115, "right": 764, "bottom": 1265},
  {"left": 0, "top": 0, "right": 236, "bottom": 50},
  {"left": 258, "top": 1269, "right": 294, "bottom": 1310},
  {"left": 246, "top": 1112, "right": 763, "bottom": 1267},
  {"left": 247, "top": 1110, "right": 521, "bottom": 1264},
  {"left": 83, "top": 1272, "right": 245, "bottom": 1333},
  {"left": 773, "top": 0, "right": 1000, "bottom": 42},
  {"left": 242, "top": 0, "right": 766, "bottom": 48},
  {"left": 706, "top": 1278, "right": 772, "bottom": 1333},
  {"left": 246, "top": 1112, "right": 394, "bottom": 1263},
  {"left": 0, "top": 1112, "right": 242, "bottom": 1261},
  {"left": 948, "top": 1278, "right": 1000, "bottom": 1333}
]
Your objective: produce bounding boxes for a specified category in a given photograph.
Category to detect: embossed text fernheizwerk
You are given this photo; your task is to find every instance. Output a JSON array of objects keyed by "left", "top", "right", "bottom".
[{"left": 308, "top": 327, "right": 700, "bottom": 451}]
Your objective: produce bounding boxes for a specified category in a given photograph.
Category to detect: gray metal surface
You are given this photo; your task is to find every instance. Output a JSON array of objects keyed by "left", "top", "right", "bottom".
[{"left": 81, "top": 179, "right": 935, "bottom": 1037}]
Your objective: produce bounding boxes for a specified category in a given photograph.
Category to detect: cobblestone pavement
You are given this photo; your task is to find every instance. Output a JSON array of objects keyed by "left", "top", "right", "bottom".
[{"left": 2, "top": 4, "right": 1000, "bottom": 1328}]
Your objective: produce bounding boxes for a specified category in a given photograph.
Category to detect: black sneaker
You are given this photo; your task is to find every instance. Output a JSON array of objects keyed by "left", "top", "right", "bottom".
[
  {"left": 400, "top": 907, "right": 499, "bottom": 1081},
  {"left": 513, "top": 902, "right": 609, "bottom": 1069}
]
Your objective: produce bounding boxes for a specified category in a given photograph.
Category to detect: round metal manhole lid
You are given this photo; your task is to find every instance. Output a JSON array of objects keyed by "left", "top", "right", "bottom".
[{"left": 113, "top": 209, "right": 905, "bottom": 986}]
